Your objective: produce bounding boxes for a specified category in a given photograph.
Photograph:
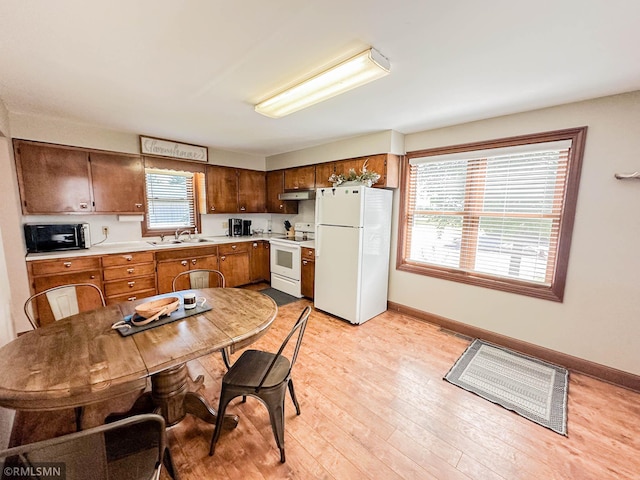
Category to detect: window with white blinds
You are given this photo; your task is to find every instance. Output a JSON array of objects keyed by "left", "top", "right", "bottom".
[
  {"left": 398, "top": 127, "right": 587, "bottom": 301},
  {"left": 145, "top": 168, "right": 196, "bottom": 231}
]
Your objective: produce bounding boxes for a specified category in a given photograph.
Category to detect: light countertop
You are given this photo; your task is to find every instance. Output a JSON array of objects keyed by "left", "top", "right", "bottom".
[{"left": 25, "top": 234, "right": 317, "bottom": 261}]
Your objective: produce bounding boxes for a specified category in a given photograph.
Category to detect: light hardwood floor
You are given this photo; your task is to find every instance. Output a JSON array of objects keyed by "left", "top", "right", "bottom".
[{"left": 9, "top": 296, "right": 640, "bottom": 479}]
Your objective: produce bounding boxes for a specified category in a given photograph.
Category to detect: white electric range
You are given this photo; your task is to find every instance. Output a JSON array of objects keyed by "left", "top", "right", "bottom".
[{"left": 269, "top": 223, "right": 314, "bottom": 297}]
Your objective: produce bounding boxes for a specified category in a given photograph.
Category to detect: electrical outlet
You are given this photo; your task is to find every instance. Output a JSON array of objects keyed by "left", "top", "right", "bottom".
[
  {"left": 221, "top": 221, "right": 227, "bottom": 228},
  {"left": 102, "top": 226, "right": 109, "bottom": 236}
]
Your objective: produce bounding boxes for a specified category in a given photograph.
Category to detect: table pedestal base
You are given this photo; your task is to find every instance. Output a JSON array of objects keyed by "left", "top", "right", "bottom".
[{"left": 106, "top": 363, "right": 238, "bottom": 430}]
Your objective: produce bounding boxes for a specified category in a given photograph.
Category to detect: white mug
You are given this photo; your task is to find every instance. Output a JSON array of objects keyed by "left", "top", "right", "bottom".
[{"left": 183, "top": 293, "right": 206, "bottom": 310}]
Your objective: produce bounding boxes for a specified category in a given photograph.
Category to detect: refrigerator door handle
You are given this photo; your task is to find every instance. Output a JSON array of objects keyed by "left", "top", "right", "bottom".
[{"left": 315, "top": 225, "right": 321, "bottom": 258}]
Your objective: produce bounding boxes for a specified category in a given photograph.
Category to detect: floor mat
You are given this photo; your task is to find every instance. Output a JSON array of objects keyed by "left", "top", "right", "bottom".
[
  {"left": 259, "top": 287, "right": 301, "bottom": 307},
  {"left": 444, "top": 339, "right": 568, "bottom": 435}
]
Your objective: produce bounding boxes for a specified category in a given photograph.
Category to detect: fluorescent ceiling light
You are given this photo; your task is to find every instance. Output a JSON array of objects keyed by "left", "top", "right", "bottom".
[{"left": 255, "top": 48, "right": 390, "bottom": 118}]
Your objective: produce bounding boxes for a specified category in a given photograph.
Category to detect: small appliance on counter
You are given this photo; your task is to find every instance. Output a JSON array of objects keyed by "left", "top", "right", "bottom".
[
  {"left": 228, "top": 218, "right": 242, "bottom": 237},
  {"left": 24, "top": 223, "right": 91, "bottom": 253},
  {"left": 242, "top": 220, "right": 252, "bottom": 236}
]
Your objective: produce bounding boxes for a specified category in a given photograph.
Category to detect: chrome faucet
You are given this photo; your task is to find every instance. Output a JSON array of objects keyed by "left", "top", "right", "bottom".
[{"left": 175, "top": 229, "right": 192, "bottom": 241}]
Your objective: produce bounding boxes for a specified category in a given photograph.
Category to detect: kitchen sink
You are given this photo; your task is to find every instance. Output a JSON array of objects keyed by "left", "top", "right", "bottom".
[{"left": 147, "top": 238, "right": 213, "bottom": 246}]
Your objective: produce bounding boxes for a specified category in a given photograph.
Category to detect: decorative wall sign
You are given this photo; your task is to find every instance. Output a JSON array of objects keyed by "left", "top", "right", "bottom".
[{"left": 140, "top": 136, "right": 208, "bottom": 162}]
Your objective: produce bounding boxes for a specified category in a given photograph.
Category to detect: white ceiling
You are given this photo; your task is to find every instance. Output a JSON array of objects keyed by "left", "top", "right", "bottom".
[{"left": 1, "top": 1, "right": 639, "bottom": 156}]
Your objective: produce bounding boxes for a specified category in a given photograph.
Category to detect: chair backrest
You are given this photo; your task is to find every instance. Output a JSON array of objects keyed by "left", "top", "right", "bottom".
[
  {"left": 256, "top": 306, "right": 312, "bottom": 392},
  {"left": 23, "top": 283, "right": 106, "bottom": 329},
  {"left": 171, "top": 269, "right": 226, "bottom": 292},
  {"left": 0, "top": 413, "right": 165, "bottom": 480}
]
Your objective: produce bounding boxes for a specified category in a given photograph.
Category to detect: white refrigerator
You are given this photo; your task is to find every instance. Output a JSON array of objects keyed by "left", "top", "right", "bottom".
[{"left": 314, "top": 185, "right": 393, "bottom": 324}]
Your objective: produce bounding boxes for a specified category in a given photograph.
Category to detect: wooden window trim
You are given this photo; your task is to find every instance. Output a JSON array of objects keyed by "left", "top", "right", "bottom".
[
  {"left": 141, "top": 169, "right": 203, "bottom": 238},
  {"left": 396, "top": 126, "right": 588, "bottom": 302}
]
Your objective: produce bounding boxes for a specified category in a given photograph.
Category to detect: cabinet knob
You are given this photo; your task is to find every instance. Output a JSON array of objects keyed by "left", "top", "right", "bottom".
[
  {"left": 253, "top": 243, "right": 257, "bottom": 248},
  {"left": 79, "top": 203, "right": 88, "bottom": 209},
  {"left": 90, "top": 275, "right": 95, "bottom": 279},
  {"left": 210, "top": 206, "right": 216, "bottom": 211},
  {"left": 191, "top": 259, "right": 197, "bottom": 265},
  {"left": 220, "top": 256, "right": 226, "bottom": 261},
  {"left": 124, "top": 255, "right": 133, "bottom": 261},
  {"left": 127, "top": 296, "right": 137, "bottom": 301},
  {"left": 135, "top": 203, "right": 142, "bottom": 208},
  {"left": 240, "top": 206, "right": 246, "bottom": 211},
  {"left": 128, "top": 281, "right": 135, "bottom": 288},
  {"left": 231, "top": 245, "right": 237, "bottom": 250},
  {"left": 63, "top": 262, "right": 72, "bottom": 268},
  {"left": 127, "top": 268, "right": 135, "bottom": 274},
  {"left": 303, "top": 260, "right": 308, "bottom": 265},
  {"left": 181, "top": 260, "right": 188, "bottom": 266},
  {"left": 279, "top": 204, "right": 283, "bottom": 209}
]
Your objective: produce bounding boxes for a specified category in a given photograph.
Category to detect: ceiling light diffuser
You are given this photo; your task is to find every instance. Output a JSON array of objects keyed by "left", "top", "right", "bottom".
[{"left": 255, "top": 48, "right": 390, "bottom": 118}]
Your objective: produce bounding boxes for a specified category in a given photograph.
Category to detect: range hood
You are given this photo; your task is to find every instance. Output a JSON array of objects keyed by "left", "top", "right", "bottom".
[{"left": 278, "top": 190, "right": 316, "bottom": 201}]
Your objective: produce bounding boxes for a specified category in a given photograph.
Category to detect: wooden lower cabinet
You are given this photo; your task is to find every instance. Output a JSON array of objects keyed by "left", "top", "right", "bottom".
[
  {"left": 102, "top": 252, "right": 157, "bottom": 304},
  {"left": 301, "top": 247, "right": 315, "bottom": 299},
  {"left": 249, "top": 241, "right": 270, "bottom": 283},
  {"left": 155, "top": 246, "right": 219, "bottom": 293},
  {"left": 27, "top": 256, "right": 103, "bottom": 326},
  {"left": 218, "top": 242, "right": 250, "bottom": 287}
]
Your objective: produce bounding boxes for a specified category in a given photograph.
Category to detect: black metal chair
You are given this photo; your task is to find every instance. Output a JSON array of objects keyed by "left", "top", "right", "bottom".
[
  {"left": 0, "top": 413, "right": 167, "bottom": 480},
  {"left": 23, "top": 283, "right": 106, "bottom": 431},
  {"left": 209, "top": 306, "right": 312, "bottom": 463}
]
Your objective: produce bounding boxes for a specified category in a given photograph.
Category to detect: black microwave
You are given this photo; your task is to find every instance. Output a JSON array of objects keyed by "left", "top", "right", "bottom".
[{"left": 24, "top": 223, "right": 91, "bottom": 253}]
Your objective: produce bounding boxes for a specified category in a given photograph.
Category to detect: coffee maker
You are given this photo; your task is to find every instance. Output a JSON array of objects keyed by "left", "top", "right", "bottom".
[
  {"left": 242, "top": 220, "right": 252, "bottom": 236},
  {"left": 228, "top": 218, "right": 242, "bottom": 237}
]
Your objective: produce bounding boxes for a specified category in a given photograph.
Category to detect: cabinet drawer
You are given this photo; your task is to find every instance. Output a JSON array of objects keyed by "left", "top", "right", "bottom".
[
  {"left": 31, "top": 256, "right": 101, "bottom": 276},
  {"left": 302, "top": 248, "right": 315, "bottom": 261},
  {"left": 104, "top": 276, "right": 156, "bottom": 296},
  {"left": 33, "top": 270, "right": 102, "bottom": 291},
  {"left": 102, "top": 251, "right": 154, "bottom": 267},
  {"left": 155, "top": 246, "right": 218, "bottom": 262},
  {"left": 218, "top": 242, "right": 249, "bottom": 255},
  {"left": 106, "top": 288, "right": 157, "bottom": 305},
  {"left": 103, "top": 263, "right": 156, "bottom": 281}
]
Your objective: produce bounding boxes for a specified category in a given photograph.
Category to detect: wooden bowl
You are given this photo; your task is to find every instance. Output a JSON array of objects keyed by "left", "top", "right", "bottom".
[{"left": 135, "top": 297, "right": 180, "bottom": 319}]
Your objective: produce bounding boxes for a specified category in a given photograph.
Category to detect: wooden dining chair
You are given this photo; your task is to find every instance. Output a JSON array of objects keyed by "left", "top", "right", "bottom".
[
  {"left": 209, "top": 306, "right": 312, "bottom": 463},
  {"left": 23, "top": 282, "right": 106, "bottom": 329},
  {"left": 171, "top": 268, "right": 232, "bottom": 381},
  {"left": 0, "top": 413, "right": 168, "bottom": 480},
  {"left": 171, "top": 268, "right": 225, "bottom": 291},
  {"left": 23, "top": 282, "right": 106, "bottom": 431}
]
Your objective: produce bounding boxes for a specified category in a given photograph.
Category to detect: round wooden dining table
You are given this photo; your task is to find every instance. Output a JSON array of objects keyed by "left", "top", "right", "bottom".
[{"left": 0, "top": 288, "right": 277, "bottom": 428}]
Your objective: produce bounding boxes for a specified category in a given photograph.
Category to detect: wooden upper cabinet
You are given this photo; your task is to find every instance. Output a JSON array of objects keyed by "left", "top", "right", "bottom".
[
  {"left": 284, "top": 165, "right": 315, "bottom": 190},
  {"left": 90, "top": 152, "right": 145, "bottom": 213},
  {"left": 266, "top": 170, "right": 298, "bottom": 214},
  {"left": 314, "top": 162, "right": 335, "bottom": 188},
  {"left": 334, "top": 153, "right": 400, "bottom": 188},
  {"left": 206, "top": 165, "right": 238, "bottom": 213},
  {"left": 237, "top": 169, "right": 266, "bottom": 213},
  {"left": 14, "top": 140, "right": 92, "bottom": 214}
]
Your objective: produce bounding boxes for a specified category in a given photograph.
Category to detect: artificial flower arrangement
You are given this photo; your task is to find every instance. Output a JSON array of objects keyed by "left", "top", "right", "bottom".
[{"left": 328, "top": 159, "right": 381, "bottom": 187}]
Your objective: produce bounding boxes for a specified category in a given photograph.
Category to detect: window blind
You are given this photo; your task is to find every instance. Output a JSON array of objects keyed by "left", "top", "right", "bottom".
[
  {"left": 406, "top": 142, "right": 571, "bottom": 285},
  {"left": 145, "top": 168, "right": 196, "bottom": 230}
]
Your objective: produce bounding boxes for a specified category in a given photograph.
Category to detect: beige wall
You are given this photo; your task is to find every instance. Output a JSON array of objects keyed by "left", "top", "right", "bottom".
[
  {"left": 391, "top": 91, "right": 640, "bottom": 375},
  {"left": 266, "top": 130, "right": 405, "bottom": 170}
]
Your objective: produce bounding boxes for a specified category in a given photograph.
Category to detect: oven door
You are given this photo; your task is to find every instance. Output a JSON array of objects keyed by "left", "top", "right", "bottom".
[{"left": 269, "top": 239, "right": 301, "bottom": 280}]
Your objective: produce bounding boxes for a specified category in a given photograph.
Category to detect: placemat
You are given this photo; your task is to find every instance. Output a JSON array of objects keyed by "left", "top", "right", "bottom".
[{"left": 113, "top": 304, "right": 212, "bottom": 337}]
